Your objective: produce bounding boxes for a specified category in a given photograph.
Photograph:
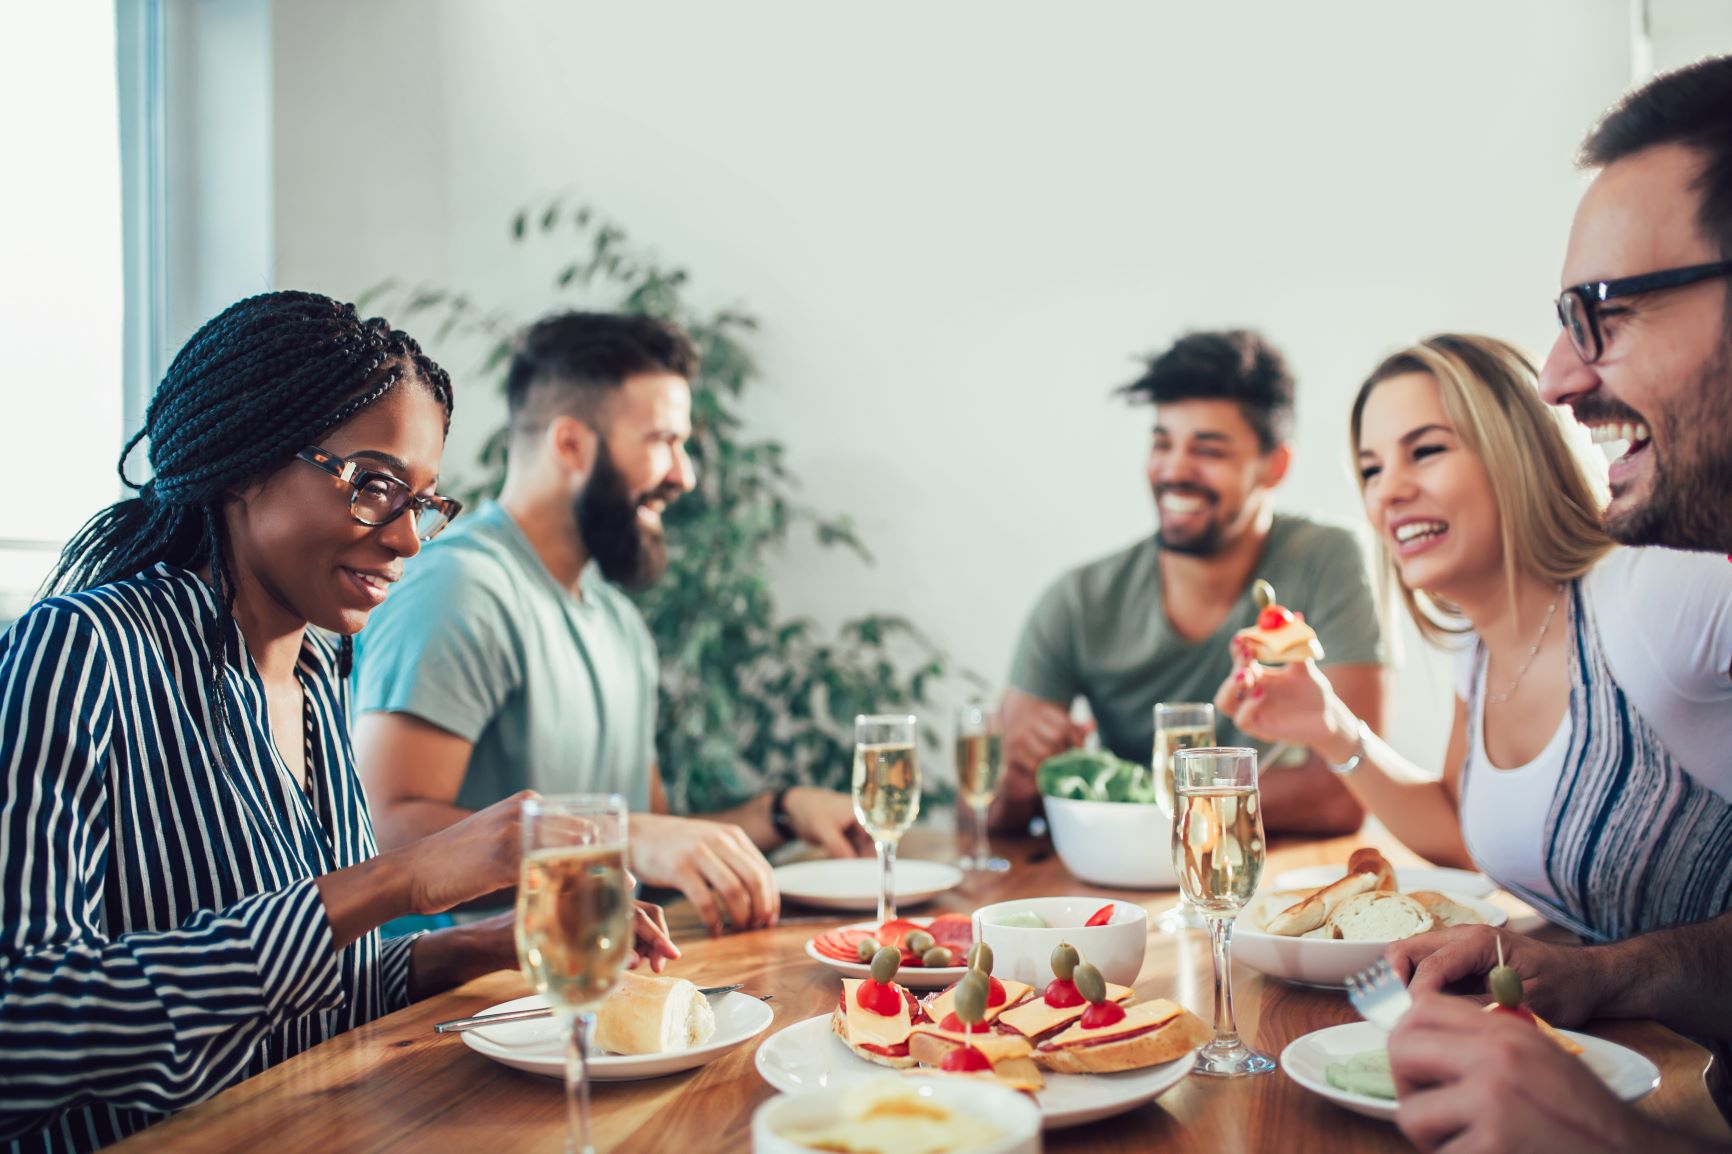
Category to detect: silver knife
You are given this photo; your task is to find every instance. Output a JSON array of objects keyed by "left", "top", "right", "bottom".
[{"left": 434, "top": 984, "right": 752, "bottom": 1034}]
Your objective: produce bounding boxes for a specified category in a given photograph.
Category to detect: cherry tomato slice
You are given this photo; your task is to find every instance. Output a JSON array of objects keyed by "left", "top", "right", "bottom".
[
  {"left": 986, "top": 975, "right": 1007, "bottom": 1007},
  {"left": 1044, "top": 978, "right": 1084, "bottom": 1008},
  {"left": 856, "top": 979, "right": 904, "bottom": 1017},
  {"left": 1084, "top": 903, "right": 1115, "bottom": 927},
  {"left": 1080, "top": 1000, "right": 1127, "bottom": 1029},
  {"left": 1258, "top": 606, "right": 1294, "bottom": 631}
]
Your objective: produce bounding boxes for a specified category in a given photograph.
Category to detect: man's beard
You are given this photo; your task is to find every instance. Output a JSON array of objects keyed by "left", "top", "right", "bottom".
[
  {"left": 1584, "top": 337, "right": 1732, "bottom": 552},
  {"left": 575, "top": 444, "right": 673, "bottom": 589},
  {"left": 1154, "top": 484, "right": 1227, "bottom": 557}
]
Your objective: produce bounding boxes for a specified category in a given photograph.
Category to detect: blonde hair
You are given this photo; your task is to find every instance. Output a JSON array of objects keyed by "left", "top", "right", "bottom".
[{"left": 1349, "top": 334, "right": 1612, "bottom": 644}]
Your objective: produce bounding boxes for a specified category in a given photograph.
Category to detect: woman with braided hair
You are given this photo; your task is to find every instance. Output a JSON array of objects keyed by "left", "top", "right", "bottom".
[{"left": 0, "top": 291, "right": 677, "bottom": 1154}]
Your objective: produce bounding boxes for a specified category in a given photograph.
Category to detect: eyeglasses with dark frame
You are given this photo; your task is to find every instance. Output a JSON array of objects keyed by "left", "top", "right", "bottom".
[
  {"left": 1555, "top": 258, "right": 1732, "bottom": 364},
  {"left": 296, "top": 446, "right": 462, "bottom": 542}
]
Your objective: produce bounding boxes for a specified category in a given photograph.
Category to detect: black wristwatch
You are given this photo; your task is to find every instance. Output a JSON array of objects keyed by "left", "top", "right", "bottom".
[{"left": 770, "top": 786, "right": 796, "bottom": 842}]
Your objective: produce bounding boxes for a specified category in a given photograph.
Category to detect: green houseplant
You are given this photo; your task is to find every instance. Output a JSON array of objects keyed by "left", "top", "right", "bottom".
[{"left": 363, "top": 199, "right": 955, "bottom": 813}]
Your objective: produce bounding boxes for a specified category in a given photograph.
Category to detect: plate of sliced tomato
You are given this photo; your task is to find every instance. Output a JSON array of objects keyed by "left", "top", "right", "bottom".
[{"left": 804, "top": 914, "right": 976, "bottom": 989}]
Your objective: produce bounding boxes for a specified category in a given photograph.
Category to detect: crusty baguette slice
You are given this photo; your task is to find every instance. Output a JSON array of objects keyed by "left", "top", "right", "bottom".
[
  {"left": 1329, "top": 891, "right": 1434, "bottom": 942},
  {"left": 830, "top": 1003, "right": 918, "bottom": 1070},
  {"left": 1409, "top": 890, "right": 1485, "bottom": 928},
  {"left": 1267, "top": 870, "right": 1378, "bottom": 936},
  {"left": 1034, "top": 1004, "right": 1211, "bottom": 1074}
]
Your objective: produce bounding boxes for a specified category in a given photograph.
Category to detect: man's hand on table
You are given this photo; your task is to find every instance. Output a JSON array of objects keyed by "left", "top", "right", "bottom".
[
  {"left": 631, "top": 813, "right": 780, "bottom": 935},
  {"left": 992, "top": 688, "right": 1094, "bottom": 831},
  {"left": 1388, "top": 994, "right": 1704, "bottom": 1154},
  {"left": 1387, "top": 925, "right": 1607, "bottom": 1027},
  {"left": 781, "top": 787, "right": 872, "bottom": 858}
]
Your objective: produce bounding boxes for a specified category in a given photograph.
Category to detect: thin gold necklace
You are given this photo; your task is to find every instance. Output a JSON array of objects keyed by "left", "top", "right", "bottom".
[{"left": 1485, "top": 584, "right": 1565, "bottom": 705}]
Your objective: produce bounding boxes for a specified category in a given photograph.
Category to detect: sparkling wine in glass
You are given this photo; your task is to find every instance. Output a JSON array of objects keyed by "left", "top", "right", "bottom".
[
  {"left": 955, "top": 703, "right": 1008, "bottom": 873},
  {"left": 516, "top": 795, "right": 633, "bottom": 1154},
  {"left": 852, "top": 714, "right": 920, "bottom": 924},
  {"left": 1153, "top": 701, "right": 1215, "bottom": 935},
  {"left": 1172, "top": 746, "right": 1275, "bottom": 1077}
]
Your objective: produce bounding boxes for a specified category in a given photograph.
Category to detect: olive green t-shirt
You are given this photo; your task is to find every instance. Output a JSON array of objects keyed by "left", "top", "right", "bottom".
[{"left": 1008, "top": 514, "right": 1384, "bottom": 763}]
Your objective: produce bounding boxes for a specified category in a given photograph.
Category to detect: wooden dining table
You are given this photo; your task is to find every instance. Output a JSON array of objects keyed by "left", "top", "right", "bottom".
[{"left": 109, "top": 821, "right": 1732, "bottom": 1153}]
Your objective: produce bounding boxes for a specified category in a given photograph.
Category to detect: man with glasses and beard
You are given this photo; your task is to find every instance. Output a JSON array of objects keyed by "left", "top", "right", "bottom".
[
  {"left": 1383, "top": 55, "right": 1732, "bottom": 1154},
  {"left": 992, "top": 329, "right": 1385, "bottom": 834},
  {"left": 353, "top": 312, "right": 866, "bottom": 936}
]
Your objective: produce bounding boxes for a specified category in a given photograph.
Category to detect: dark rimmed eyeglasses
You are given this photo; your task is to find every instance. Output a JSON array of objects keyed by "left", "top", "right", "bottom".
[
  {"left": 1555, "top": 258, "right": 1732, "bottom": 364},
  {"left": 297, "top": 446, "right": 462, "bottom": 542}
]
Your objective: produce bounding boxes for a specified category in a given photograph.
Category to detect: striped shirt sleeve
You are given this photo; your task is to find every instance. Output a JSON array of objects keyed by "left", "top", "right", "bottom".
[{"left": 0, "top": 603, "right": 345, "bottom": 1136}]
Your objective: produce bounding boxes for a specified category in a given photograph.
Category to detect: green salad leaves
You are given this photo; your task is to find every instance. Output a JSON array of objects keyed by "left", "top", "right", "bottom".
[{"left": 1035, "top": 749, "right": 1156, "bottom": 804}]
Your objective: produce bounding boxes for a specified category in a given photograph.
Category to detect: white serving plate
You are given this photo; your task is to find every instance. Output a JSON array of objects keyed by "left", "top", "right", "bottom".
[
  {"left": 773, "top": 859, "right": 964, "bottom": 912},
  {"left": 460, "top": 992, "right": 774, "bottom": 1081},
  {"left": 1280, "top": 1020, "right": 1660, "bottom": 1121},
  {"left": 1269, "top": 865, "right": 1497, "bottom": 899},
  {"left": 754, "top": 1013, "right": 1195, "bottom": 1130},
  {"left": 804, "top": 920, "right": 970, "bottom": 990},
  {"left": 1232, "top": 890, "right": 1507, "bottom": 988}
]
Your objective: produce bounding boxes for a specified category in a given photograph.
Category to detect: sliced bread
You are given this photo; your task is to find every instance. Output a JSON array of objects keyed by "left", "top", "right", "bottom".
[
  {"left": 1409, "top": 890, "right": 1486, "bottom": 928},
  {"left": 1329, "top": 891, "right": 1435, "bottom": 942}
]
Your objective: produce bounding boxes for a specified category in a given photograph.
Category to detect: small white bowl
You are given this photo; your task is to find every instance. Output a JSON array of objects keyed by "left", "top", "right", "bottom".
[
  {"left": 1232, "top": 889, "right": 1507, "bottom": 987},
  {"left": 973, "top": 897, "right": 1148, "bottom": 989},
  {"left": 752, "top": 1075, "right": 1043, "bottom": 1153},
  {"left": 1042, "top": 796, "right": 1178, "bottom": 889}
]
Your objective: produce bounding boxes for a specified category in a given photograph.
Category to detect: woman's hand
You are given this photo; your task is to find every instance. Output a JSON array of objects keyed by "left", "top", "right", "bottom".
[
  {"left": 396, "top": 791, "right": 534, "bottom": 916},
  {"left": 1213, "top": 640, "right": 1359, "bottom": 759}
]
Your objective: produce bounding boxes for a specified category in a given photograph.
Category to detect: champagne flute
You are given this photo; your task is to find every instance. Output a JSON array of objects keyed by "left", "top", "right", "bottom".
[
  {"left": 1172, "top": 747, "right": 1275, "bottom": 1077},
  {"left": 954, "top": 702, "right": 1009, "bottom": 873},
  {"left": 852, "top": 714, "right": 920, "bottom": 924},
  {"left": 1152, "top": 702, "right": 1215, "bottom": 935},
  {"left": 516, "top": 795, "right": 633, "bottom": 1154}
]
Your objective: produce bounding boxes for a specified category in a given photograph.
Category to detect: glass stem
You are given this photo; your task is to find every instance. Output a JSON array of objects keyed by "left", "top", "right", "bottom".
[
  {"left": 563, "top": 1011, "right": 595, "bottom": 1154},
  {"left": 1207, "top": 914, "right": 1241, "bottom": 1050},
  {"left": 877, "top": 837, "right": 897, "bottom": 924},
  {"left": 969, "top": 800, "right": 991, "bottom": 867}
]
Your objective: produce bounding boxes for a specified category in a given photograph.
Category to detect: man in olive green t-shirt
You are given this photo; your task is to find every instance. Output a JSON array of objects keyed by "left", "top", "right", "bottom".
[{"left": 995, "top": 330, "right": 1385, "bottom": 835}]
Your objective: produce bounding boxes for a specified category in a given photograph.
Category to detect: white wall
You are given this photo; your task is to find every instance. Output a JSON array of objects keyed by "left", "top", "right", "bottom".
[{"left": 271, "top": 0, "right": 1647, "bottom": 768}]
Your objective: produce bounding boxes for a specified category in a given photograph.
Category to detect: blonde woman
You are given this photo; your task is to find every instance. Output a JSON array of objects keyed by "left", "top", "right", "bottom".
[{"left": 1214, "top": 333, "right": 1732, "bottom": 943}]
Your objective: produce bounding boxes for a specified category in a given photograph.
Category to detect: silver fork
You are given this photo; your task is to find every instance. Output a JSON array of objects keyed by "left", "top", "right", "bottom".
[{"left": 1344, "top": 958, "right": 1412, "bottom": 1031}]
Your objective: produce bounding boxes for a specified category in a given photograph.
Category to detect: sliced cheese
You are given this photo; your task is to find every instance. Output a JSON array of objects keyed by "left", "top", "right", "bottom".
[
  {"left": 998, "top": 982, "right": 1133, "bottom": 1039},
  {"left": 924, "top": 980, "right": 1032, "bottom": 1027},
  {"left": 1042, "top": 998, "right": 1184, "bottom": 1050},
  {"left": 908, "top": 1024, "right": 1033, "bottom": 1064},
  {"left": 840, "top": 979, "right": 914, "bottom": 1050}
]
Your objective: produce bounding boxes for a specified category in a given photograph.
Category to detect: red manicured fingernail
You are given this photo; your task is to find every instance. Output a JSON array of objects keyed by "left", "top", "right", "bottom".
[{"left": 1253, "top": 688, "right": 1265, "bottom": 699}]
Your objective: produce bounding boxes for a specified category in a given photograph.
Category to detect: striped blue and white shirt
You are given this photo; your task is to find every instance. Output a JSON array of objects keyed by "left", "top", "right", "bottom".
[{"left": 0, "top": 565, "right": 415, "bottom": 1153}]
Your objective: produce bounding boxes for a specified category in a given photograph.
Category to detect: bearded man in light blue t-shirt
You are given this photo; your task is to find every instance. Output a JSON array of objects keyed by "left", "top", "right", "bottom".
[{"left": 353, "top": 312, "right": 866, "bottom": 935}]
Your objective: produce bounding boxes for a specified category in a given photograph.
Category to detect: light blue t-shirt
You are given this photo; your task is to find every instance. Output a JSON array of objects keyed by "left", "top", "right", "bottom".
[{"left": 352, "top": 501, "right": 657, "bottom": 813}]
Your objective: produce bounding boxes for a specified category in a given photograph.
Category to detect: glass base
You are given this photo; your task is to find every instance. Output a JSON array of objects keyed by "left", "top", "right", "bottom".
[
  {"left": 959, "top": 853, "right": 1011, "bottom": 873},
  {"left": 1190, "top": 1040, "right": 1277, "bottom": 1078},
  {"left": 1155, "top": 901, "right": 1206, "bottom": 933}
]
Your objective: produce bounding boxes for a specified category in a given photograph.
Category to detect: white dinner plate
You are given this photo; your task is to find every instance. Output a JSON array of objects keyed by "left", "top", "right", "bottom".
[
  {"left": 804, "top": 920, "right": 970, "bottom": 990},
  {"left": 459, "top": 992, "right": 774, "bottom": 1081},
  {"left": 1269, "top": 865, "right": 1498, "bottom": 899},
  {"left": 754, "top": 1013, "right": 1196, "bottom": 1130},
  {"left": 774, "top": 858, "right": 964, "bottom": 911},
  {"left": 1280, "top": 1021, "right": 1661, "bottom": 1122}
]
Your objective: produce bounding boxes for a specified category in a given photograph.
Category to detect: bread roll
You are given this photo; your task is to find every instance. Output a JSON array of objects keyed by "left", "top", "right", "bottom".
[
  {"left": 1347, "top": 848, "right": 1396, "bottom": 892},
  {"left": 593, "top": 971, "right": 717, "bottom": 1056}
]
